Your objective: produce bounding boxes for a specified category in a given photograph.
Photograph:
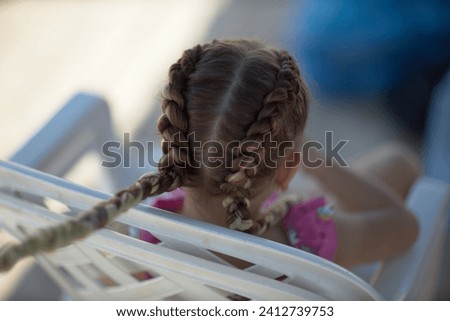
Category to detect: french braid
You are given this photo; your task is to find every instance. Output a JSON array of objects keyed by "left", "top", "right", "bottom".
[
  {"left": 0, "top": 45, "right": 202, "bottom": 273},
  {"left": 158, "top": 44, "right": 203, "bottom": 182},
  {"left": 222, "top": 50, "right": 307, "bottom": 235}
]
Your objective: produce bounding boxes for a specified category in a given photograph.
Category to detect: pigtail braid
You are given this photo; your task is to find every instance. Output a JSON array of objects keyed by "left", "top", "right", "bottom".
[
  {"left": 254, "top": 194, "right": 304, "bottom": 236},
  {"left": 157, "top": 44, "right": 203, "bottom": 183},
  {"left": 0, "top": 172, "right": 178, "bottom": 272},
  {"left": 222, "top": 49, "right": 306, "bottom": 235}
]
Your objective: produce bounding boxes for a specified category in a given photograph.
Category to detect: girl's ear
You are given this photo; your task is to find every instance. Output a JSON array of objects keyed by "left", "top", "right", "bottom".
[{"left": 275, "top": 150, "right": 302, "bottom": 191}]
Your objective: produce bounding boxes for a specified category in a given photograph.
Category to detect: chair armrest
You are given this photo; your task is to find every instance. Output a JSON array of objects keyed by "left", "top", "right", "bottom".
[
  {"left": 372, "top": 177, "right": 450, "bottom": 300},
  {"left": 8, "top": 92, "right": 145, "bottom": 191},
  {"left": 10, "top": 92, "right": 112, "bottom": 177}
]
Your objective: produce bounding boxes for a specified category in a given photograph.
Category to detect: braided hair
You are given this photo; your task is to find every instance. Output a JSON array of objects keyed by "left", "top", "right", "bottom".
[{"left": 0, "top": 39, "right": 309, "bottom": 272}]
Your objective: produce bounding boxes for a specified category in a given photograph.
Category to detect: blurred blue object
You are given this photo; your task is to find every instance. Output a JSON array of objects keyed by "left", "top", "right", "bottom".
[{"left": 286, "top": 0, "right": 450, "bottom": 98}]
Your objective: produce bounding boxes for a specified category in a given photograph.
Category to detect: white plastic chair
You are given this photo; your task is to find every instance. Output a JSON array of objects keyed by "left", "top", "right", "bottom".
[
  {"left": 3, "top": 92, "right": 449, "bottom": 300},
  {"left": 0, "top": 160, "right": 383, "bottom": 300}
]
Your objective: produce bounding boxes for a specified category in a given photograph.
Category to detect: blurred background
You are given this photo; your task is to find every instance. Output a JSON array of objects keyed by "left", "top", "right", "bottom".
[
  {"left": 0, "top": 0, "right": 449, "bottom": 299},
  {"left": 3, "top": 0, "right": 450, "bottom": 178}
]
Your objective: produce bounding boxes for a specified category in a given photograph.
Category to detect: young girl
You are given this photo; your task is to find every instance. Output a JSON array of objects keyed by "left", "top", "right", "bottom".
[{"left": 0, "top": 39, "right": 418, "bottom": 272}]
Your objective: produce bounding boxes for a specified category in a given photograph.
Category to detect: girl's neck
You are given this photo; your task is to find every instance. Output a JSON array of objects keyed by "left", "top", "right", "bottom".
[
  {"left": 179, "top": 184, "right": 278, "bottom": 228},
  {"left": 178, "top": 185, "right": 289, "bottom": 269},
  {"left": 180, "top": 192, "right": 228, "bottom": 227}
]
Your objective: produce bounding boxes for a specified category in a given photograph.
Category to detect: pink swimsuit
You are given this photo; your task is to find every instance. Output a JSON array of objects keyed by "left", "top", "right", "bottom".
[{"left": 140, "top": 189, "right": 338, "bottom": 261}]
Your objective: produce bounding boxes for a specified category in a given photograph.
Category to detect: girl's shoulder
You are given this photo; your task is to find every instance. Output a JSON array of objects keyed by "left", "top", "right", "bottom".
[
  {"left": 150, "top": 188, "right": 185, "bottom": 212},
  {"left": 264, "top": 192, "right": 338, "bottom": 261}
]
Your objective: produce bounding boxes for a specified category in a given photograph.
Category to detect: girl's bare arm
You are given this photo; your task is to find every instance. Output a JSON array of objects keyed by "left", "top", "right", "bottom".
[{"left": 303, "top": 161, "right": 419, "bottom": 267}]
